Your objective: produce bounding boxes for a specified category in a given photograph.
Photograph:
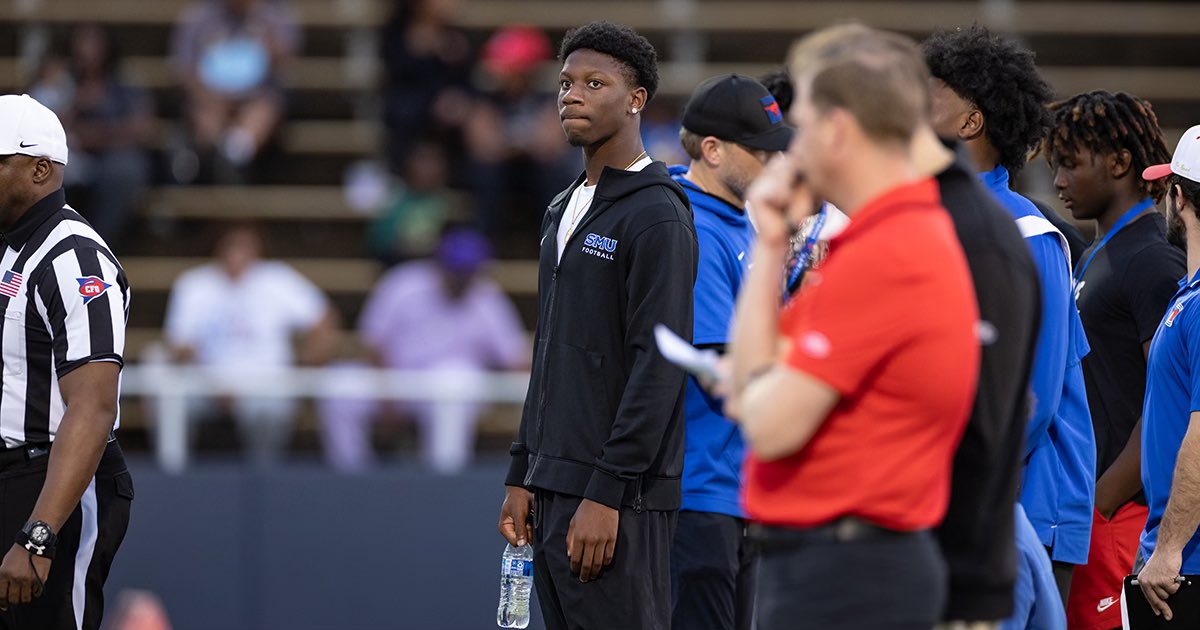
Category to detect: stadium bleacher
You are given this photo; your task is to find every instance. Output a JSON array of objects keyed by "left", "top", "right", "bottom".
[{"left": 2, "top": 0, "right": 1197, "bottom": 453}]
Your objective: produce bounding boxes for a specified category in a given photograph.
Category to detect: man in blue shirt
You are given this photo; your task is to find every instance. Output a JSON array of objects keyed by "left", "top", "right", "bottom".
[
  {"left": 925, "top": 25, "right": 1095, "bottom": 607},
  {"left": 1135, "top": 126, "right": 1200, "bottom": 621},
  {"left": 668, "top": 74, "right": 791, "bottom": 630}
]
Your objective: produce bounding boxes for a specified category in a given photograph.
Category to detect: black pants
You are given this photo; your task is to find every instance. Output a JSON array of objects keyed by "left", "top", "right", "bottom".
[
  {"left": 755, "top": 525, "right": 946, "bottom": 630},
  {"left": 0, "top": 441, "right": 133, "bottom": 630},
  {"left": 671, "top": 510, "right": 756, "bottom": 630},
  {"left": 1051, "top": 559, "right": 1074, "bottom": 606},
  {"left": 532, "top": 491, "right": 675, "bottom": 630}
]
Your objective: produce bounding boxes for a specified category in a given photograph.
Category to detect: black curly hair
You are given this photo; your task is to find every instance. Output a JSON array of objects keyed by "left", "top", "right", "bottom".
[
  {"left": 759, "top": 69, "right": 794, "bottom": 116},
  {"left": 1044, "top": 91, "right": 1173, "bottom": 201},
  {"left": 923, "top": 25, "right": 1052, "bottom": 174},
  {"left": 559, "top": 22, "right": 659, "bottom": 103}
]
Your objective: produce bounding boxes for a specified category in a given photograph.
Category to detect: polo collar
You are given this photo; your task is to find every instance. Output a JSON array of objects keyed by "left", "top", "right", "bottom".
[
  {"left": 979, "top": 165, "right": 1010, "bottom": 192},
  {"left": 833, "top": 177, "right": 941, "bottom": 242},
  {"left": 3, "top": 188, "right": 64, "bottom": 250},
  {"left": 1179, "top": 268, "right": 1200, "bottom": 291}
]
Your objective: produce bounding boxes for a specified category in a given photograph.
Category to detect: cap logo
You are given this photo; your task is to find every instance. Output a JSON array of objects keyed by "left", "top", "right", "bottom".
[
  {"left": 760, "top": 95, "right": 783, "bottom": 125},
  {"left": 18, "top": 141, "right": 36, "bottom": 148}
]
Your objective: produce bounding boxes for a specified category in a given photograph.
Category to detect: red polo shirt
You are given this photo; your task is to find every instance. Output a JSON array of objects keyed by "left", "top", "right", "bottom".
[{"left": 743, "top": 177, "right": 979, "bottom": 531}]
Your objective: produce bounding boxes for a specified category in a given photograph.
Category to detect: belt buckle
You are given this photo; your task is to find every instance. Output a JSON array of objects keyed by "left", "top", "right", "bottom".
[{"left": 834, "top": 518, "right": 861, "bottom": 542}]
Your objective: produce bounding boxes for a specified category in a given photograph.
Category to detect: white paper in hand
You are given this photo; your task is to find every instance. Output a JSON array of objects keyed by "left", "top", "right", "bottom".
[{"left": 654, "top": 324, "right": 722, "bottom": 382}]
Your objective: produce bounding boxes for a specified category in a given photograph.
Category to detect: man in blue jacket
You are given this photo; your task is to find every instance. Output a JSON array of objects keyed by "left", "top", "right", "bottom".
[
  {"left": 669, "top": 74, "right": 791, "bottom": 630},
  {"left": 925, "top": 25, "right": 1096, "bottom": 607}
]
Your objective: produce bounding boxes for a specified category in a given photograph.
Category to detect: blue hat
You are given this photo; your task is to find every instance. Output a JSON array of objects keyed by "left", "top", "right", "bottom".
[{"left": 437, "top": 229, "right": 493, "bottom": 273}]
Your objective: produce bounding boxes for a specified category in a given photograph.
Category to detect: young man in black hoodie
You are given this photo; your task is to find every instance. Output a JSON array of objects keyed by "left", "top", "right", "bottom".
[{"left": 496, "top": 21, "right": 697, "bottom": 630}]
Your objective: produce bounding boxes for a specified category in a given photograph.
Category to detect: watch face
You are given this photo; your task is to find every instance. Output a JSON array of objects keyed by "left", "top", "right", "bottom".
[{"left": 30, "top": 524, "right": 49, "bottom": 545}]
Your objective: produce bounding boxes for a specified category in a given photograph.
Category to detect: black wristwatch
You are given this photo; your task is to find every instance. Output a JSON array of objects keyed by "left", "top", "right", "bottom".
[{"left": 16, "top": 520, "right": 57, "bottom": 559}]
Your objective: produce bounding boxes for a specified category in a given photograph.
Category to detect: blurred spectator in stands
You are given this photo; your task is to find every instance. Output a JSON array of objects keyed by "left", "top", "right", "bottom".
[
  {"left": 367, "top": 139, "right": 455, "bottom": 264},
  {"left": 163, "top": 222, "right": 338, "bottom": 463},
  {"left": 465, "top": 25, "right": 580, "bottom": 234},
  {"left": 319, "top": 228, "right": 528, "bottom": 474},
  {"left": 27, "top": 24, "right": 154, "bottom": 250},
  {"left": 640, "top": 99, "right": 688, "bottom": 167},
  {"left": 380, "top": 0, "right": 473, "bottom": 175},
  {"left": 760, "top": 68, "right": 794, "bottom": 115},
  {"left": 170, "top": 0, "right": 300, "bottom": 183}
]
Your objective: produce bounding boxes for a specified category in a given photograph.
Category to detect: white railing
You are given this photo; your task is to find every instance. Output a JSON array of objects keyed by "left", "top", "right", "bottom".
[{"left": 118, "top": 364, "right": 531, "bottom": 473}]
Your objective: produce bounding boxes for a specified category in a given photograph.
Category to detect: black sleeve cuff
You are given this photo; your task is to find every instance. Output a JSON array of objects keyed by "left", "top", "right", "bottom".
[
  {"left": 583, "top": 467, "right": 627, "bottom": 510},
  {"left": 505, "top": 443, "right": 529, "bottom": 488},
  {"left": 57, "top": 353, "right": 124, "bottom": 379}
]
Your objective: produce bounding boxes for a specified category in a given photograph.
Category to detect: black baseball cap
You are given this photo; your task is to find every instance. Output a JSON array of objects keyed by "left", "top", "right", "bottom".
[{"left": 681, "top": 74, "right": 794, "bottom": 152}]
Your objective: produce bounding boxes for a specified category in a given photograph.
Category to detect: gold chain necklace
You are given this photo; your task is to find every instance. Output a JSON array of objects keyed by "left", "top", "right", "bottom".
[{"left": 565, "top": 151, "right": 648, "bottom": 244}]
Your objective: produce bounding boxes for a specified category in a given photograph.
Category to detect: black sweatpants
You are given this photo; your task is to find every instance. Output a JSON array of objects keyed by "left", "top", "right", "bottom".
[
  {"left": 756, "top": 527, "right": 946, "bottom": 630},
  {"left": 532, "top": 491, "right": 675, "bottom": 630},
  {"left": 670, "top": 510, "right": 756, "bottom": 630},
  {"left": 0, "top": 440, "right": 133, "bottom": 630}
]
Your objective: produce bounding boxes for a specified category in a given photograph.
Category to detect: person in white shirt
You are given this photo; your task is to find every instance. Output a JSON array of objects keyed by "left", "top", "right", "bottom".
[{"left": 163, "top": 223, "right": 337, "bottom": 461}]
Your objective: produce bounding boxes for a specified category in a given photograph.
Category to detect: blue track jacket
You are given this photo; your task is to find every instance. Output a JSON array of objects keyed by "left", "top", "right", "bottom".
[{"left": 981, "top": 166, "right": 1095, "bottom": 565}]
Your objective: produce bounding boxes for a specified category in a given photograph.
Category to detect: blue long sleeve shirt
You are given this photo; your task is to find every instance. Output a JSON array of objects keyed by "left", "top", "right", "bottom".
[{"left": 981, "top": 166, "right": 1096, "bottom": 565}]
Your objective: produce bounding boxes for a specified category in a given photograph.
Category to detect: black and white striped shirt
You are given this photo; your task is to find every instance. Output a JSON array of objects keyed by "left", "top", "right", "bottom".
[{"left": 0, "top": 189, "right": 129, "bottom": 447}]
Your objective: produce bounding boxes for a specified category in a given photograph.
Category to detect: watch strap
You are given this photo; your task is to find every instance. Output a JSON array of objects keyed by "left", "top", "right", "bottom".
[{"left": 15, "top": 521, "right": 56, "bottom": 559}]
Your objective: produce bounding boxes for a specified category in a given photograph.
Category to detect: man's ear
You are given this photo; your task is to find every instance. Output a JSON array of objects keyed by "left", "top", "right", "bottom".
[
  {"left": 31, "top": 158, "right": 53, "bottom": 185},
  {"left": 1109, "top": 149, "right": 1133, "bottom": 179},
  {"left": 699, "top": 136, "right": 723, "bottom": 167},
  {"left": 824, "top": 107, "right": 851, "bottom": 158},
  {"left": 629, "top": 87, "right": 648, "bottom": 114},
  {"left": 959, "top": 108, "right": 985, "bottom": 142}
]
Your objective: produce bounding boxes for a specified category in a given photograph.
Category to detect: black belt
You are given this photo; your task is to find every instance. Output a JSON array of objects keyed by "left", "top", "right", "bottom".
[
  {"left": 748, "top": 517, "right": 919, "bottom": 551},
  {"left": 0, "top": 443, "right": 50, "bottom": 469}
]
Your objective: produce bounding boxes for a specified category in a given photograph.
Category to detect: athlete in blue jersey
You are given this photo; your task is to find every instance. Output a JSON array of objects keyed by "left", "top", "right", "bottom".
[{"left": 926, "top": 25, "right": 1094, "bottom": 625}]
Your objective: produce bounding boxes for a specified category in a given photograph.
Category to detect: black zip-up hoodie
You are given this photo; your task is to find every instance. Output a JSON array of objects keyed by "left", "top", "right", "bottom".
[{"left": 505, "top": 161, "right": 698, "bottom": 512}]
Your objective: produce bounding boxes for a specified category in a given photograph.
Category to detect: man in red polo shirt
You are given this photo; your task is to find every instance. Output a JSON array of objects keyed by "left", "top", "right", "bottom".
[{"left": 727, "top": 29, "right": 980, "bottom": 630}]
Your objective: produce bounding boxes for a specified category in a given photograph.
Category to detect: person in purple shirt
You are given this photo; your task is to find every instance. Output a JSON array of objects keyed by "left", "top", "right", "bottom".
[{"left": 319, "top": 228, "right": 529, "bottom": 473}]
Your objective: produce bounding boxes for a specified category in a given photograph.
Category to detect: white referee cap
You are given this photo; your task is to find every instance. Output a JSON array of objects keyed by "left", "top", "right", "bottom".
[
  {"left": 1144, "top": 124, "right": 1200, "bottom": 185},
  {"left": 0, "top": 94, "right": 68, "bottom": 165}
]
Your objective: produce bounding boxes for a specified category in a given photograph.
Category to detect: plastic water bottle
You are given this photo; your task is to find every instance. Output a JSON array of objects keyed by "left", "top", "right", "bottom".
[{"left": 497, "top": 543, "right": 533, "bottom": 628}]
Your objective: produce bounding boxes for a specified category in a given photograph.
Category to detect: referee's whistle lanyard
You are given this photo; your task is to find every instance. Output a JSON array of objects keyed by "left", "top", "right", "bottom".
[
  {"left": 1072, "top": 198, "right": 1155, "bottom": 290},
  {"left": 783, "top": 203, "right": 828, "bottom": 303}
]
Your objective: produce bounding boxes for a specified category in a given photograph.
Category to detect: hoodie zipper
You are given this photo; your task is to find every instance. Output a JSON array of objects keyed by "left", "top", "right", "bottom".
[
  {"left": 533, "top": 206, "right": 561, "bottom": 465},
  {"left": 534, "top": 196, "right": 599, "bottom": 449}
]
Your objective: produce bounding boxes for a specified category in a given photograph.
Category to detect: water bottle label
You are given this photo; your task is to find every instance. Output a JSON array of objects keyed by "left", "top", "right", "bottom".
[{"left": 505, "top": 558, "right": 533, "bottom": 577}]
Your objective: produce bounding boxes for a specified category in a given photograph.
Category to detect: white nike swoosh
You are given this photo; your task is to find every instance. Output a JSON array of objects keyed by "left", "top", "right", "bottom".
[{"left": 1097, "top": 598, "right": 1117, "bottom": 612}]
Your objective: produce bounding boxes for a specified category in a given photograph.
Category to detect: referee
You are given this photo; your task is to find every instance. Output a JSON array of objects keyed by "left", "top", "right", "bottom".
[{"left": 0, "top": 94, "right": 132, "bottom": 629}]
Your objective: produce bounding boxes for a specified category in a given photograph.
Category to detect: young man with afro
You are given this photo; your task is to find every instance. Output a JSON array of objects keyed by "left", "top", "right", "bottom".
[
  {"left": 1045, "top": 90, "right": 1184, "bottom": 630},
  {"left": 497, "top": 21, "right": 698, "bottom": 630},
  {"left": 924, "top": 25, "right": 1096, "bottom": 606}
]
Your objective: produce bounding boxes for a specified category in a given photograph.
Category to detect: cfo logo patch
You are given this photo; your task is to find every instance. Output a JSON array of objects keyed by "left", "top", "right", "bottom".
[
  {"left": 76, "top": 276, "right": 112, "bottom": 305},
  {"left": 582, "top": 233, "right": 618, "bottom": 260}
]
